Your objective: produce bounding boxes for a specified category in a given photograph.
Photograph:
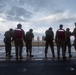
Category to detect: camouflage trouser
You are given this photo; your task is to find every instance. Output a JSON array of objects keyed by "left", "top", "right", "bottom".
[
  {"left": 45, "top": 41, "right": 55, "bottom": 57},
  {"left": 25, "top": 40, "right": 32, "bottom": 56},
  {"left": 14, "top": 39, "right": 23, "bottom": 58},
  {"left": 73, "top": 40, "right": 76, "bottom": 50},
  {"left": 5, "top": 42, "right": 11, "bottom": 56},
  {"left": 4, "top": 38, "right": 11, "bottom": 57},
  {"left": 57, "top": 40, "right": 65, "bottom": 57},
  {"left": 65, "top": 40, "right": 71, "bottom": 54}
]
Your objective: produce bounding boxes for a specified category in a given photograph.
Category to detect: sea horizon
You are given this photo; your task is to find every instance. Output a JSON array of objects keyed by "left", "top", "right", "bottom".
[{"left": 0, "top": 39, "right": 74, "bottom": 46}]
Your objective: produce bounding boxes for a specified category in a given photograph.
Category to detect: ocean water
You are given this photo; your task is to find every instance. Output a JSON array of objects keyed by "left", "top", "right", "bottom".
[
  {"left": 0, "top": 39, "right": 76, "bottom": 58},
  {"left": 0, "top": 39, "right": 4, "bottom": 45},
  {"left": 0, "top": 46, "right": 76, "bottom": 58}
]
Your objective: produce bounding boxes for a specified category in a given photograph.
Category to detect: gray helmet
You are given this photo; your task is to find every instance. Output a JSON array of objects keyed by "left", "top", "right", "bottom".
[
  {"left": 49, "top": 27, "right": 52, "bottom": 30},
  {"left": 29, "top": 29, "right": 33, "bottom": 32},
  {"left": 9, "top": 28, "right": 13, "bottom": 31},
  {"left": 59, "top": 24, "right": 63, "bottom": 27},
  {"left": 17, "top": 23, "right": 22, "bottom": 27},
  {"left": 66, "top": 28, "right": 70, "bottom": 30}
]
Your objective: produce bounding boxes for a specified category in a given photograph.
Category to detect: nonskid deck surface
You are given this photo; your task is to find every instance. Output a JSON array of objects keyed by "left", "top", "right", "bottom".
[
  {"left": 0, "top": 60, "right": 76, "bottom": 75},
  {"left": 0, "top": 46, "right": 76, "bottom": 75}
]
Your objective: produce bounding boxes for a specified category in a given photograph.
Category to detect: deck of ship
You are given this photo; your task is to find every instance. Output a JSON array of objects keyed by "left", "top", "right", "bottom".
[
  {"left": 0, "top": 45, "right": 76, "bottom": 61},
  {"left": 0, "top": 46, "right": 76, "bottom": 75}
]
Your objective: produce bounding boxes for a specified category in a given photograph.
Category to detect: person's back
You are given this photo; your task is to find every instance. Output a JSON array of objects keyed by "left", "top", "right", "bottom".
[
  {"left": 45, "top": 28, "right": 54, "bottom": 41},
  {"left": 4, "top": 29, "right": 13, "bottom": 43},
  {"left": 72, "top": 23, "right": 76, "bottom": 39},
  {"left": 55, "top": 24, "right": 66, "bottom": 59},
  {"left": 25, "top": 29, "right": 34, "bottom": 57},
  {"left": 13, "top": 23, "right": 25, "bottom": 59},
  {"left": 73, "top": 28, "right": 76, "bottom": 34},
  {"left": 65, "top": 28, "right": 71, "bottom": 42},
  {"left": 14, "top": 29, "right": 23, "bottom": 39},
  {"left": 65, "top": 28, "right": 72, "bottom": 57},
  {"left": 4, "top": 31, "right": 11, "bottom": 38},
  {"left": 72, "top": 22, "right": 76, "bottom": 50},
  {"left": 45, "top": 27, "right": 55, "bottom": 58},
  {"left": 25, "top": 30, "right": 34, "bottom": 42},
  {"left": 4, "top": 28, "right": 13, "bottom": 57},
  {"left": 56, "top": 29, "right": 65, "bottom": 40}
]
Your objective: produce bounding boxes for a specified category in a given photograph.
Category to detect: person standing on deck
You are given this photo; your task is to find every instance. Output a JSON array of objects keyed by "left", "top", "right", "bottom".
[
  {"left": 25, "top": 29, "right": 34, "bottom": 57},
  {"left": 13, "top": 23, "right": 25, "bottom": 59},
  {"left": 55, "top": 24, "right": 66, "bottom": 59},
  {"left": 4, "top": 28, "right": 13, "bottom": 58},
  {"left": 65, "top": 28, "right": 72, "bottom": 58},
  {"left": 44, "top": 27, "right": 55, "bottom": 58},
  {"left": 72, "top": 22, "right": 76, "bottom": 51}
]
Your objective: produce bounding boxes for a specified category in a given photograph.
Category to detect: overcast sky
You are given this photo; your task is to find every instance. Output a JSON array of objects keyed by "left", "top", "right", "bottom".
[{"left": 0, "top": 0, "right": 76, "bottom": 40}]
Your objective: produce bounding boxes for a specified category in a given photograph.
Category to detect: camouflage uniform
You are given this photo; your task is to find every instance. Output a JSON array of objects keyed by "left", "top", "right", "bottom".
[
  {"left": 45, "top": 27, "right": 55, "bottom": 57},
  {"left": 13, "top": 24, "right": 25, "bottom": 59},
  {"left": 4, "top": 28, "right": 13, "bottom": 57},
  {"left": 65, "top": 28, "right": 72, "bottom": 57},
  {"left": 55, "top": 25, "right": 66, "bottom": 59},
  {"left": 72, "top": 23, "right": 76, "bottom": 50},
  {"left": 25, "top": 29, "right": 34, "bottom": 57}
]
